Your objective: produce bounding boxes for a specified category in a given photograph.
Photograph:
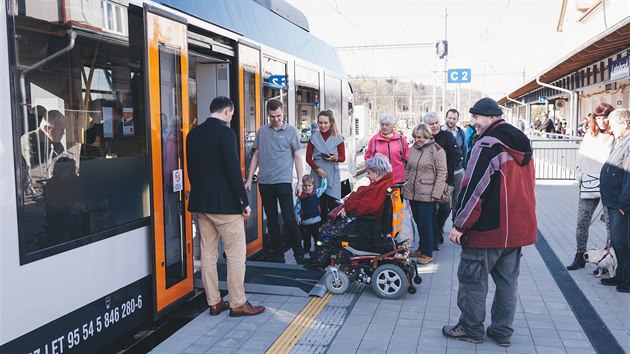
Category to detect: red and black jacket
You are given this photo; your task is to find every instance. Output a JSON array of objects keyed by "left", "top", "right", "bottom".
[{"left": 453, "top": 119, "right": 537, "bottom": 248}]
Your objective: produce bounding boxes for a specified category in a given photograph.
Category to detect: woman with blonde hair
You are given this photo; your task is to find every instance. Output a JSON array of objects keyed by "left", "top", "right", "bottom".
[
  {"left": 306, "top": 110, "right": 345, "bottom": 219},
  {"left": 403, "top": 123, "right": 447, "bottom": 264}
]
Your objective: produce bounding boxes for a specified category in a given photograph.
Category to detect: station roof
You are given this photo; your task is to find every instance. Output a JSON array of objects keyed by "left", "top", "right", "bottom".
[
  {"left": 159, "top": 0, "right": 346, "bottom": 75},
  {"left": 498, "top": 16, "right": 630, "bottom": 105}
]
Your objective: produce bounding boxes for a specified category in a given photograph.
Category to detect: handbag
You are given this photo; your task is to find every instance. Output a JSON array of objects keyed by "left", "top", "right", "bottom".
[
  {"left": 430, "top": 144, "right": 453, "bottom": 205},
  {"left": 399, "top": 199, "right": 418, "bottom": 244},
  {"left": 579, "top": 174, "right": 600, "bottom": 199},
  {"left": 437, "top": 184, "right": 454, "bottom": 205}
]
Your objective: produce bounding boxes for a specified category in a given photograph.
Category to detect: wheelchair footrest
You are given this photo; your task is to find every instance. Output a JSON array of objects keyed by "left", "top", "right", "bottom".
[{"left": 343, "top": 245, "right": 381, "bottom": 256}]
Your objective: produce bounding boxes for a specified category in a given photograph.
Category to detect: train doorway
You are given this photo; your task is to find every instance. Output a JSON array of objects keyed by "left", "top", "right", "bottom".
[{"left": 142, "top": 5, "right": 194, "bottom": 317}]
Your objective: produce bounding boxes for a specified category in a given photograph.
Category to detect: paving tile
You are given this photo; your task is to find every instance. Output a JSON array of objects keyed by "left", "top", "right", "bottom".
[{"left": 415, "top": 345, "right": 446, "bottom": 354}]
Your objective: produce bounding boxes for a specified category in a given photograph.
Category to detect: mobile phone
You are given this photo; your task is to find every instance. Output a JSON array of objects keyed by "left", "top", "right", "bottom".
[{"left": 321, "top": 153, "right": 331, "bottom": 158}]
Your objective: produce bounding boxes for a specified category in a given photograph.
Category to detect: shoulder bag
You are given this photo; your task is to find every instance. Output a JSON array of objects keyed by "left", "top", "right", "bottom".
[
  {"left": 431, "top": 144, "right": 453, "bottom": 205},
  {"left": 579, "top": 174, "right": 600, "bottom": 199}
]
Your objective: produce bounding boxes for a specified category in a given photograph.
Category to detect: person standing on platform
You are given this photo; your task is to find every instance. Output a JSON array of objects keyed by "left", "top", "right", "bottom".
[
  {"left": 566, "top": 103, "right": 614, "bottom": 271},
  {"left": 245, "top": 99, "right": 306, "bottom": 264},
  {"left": 403, "top": 123, "right": 447, "bottom": 264},
  {"left": 423, "top": 111, "right": 462, "bottom": 248},
  {"left": 443, "top": 98, "right": 536, "bottom": 347},
  {"left": 186, "top": 96, "right": 264, "bottom": 317},
  {"left": 600, "top": 108, "right": 630, "bottom": 293},
  {"left": 306, "top": 110, "right": 345, "bottom": 219},
  {"left": 442, "top": 108, "right": 468, "bottom": 222},
  {"left": 541, "top": 113, "right": 555, "bottom": 138},
  {"left": 364, "top": 113, "right": 410, "bottom": 183}
]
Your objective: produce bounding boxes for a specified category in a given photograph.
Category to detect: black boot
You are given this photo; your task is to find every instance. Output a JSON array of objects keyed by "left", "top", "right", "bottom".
[{"left": 566, "top": 252, "right": 585, "bottom": 270}]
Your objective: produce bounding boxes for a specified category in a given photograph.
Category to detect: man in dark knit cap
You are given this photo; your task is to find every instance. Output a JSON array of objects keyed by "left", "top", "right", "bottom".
[{"left": 442, "top": 97, "right": 536, "bottom": 347}]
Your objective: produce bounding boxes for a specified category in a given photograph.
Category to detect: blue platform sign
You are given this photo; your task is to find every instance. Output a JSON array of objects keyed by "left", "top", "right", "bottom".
[
  {"left": 447, "top": 69, "right": 471, "bottom": 83},
  {"left": 609, "top": 57, "right": 629, "bottom": 81},
  {"left": 268, "top": 75, "right": 288, "bottom": 88}
]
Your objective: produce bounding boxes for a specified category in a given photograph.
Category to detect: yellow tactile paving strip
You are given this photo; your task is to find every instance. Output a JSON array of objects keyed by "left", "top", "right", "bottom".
[{"left": 265, "top": 292, "right": 333, "bottom": 354}]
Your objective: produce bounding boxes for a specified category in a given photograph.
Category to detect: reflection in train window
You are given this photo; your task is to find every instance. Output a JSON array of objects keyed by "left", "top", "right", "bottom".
[
  {"left": 11, "top": 17, "right": 149, "bottom": 262},
  {"left": 263, "top": 56, "right": 287, "bottom": 122},
  {"left": 295, "top": 65, "right": 320, "bottom": 144}
]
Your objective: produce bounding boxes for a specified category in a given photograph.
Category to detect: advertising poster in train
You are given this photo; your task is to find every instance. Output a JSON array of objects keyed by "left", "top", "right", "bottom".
[{"left": 122, "top": 108, "right": 134, "bottom": 136}]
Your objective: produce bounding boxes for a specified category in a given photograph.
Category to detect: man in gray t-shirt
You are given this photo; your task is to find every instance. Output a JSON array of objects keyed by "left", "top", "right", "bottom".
[{"left": 245, "top": 99, "right": 305, "bottom": 264}]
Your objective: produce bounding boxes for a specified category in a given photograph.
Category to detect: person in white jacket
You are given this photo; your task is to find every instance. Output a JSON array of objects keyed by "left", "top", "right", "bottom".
[{"left": 567, "top": 103, "right": 614, "bottom": 271}]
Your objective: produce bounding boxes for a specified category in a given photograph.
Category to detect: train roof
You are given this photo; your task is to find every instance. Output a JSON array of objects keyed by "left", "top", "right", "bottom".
[{"left": 160, "top": 0, "right": 346, "bottom": 75}]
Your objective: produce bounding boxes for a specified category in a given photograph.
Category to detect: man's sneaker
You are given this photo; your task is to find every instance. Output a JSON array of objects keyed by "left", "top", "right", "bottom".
[
  {"left": 442, "top": 324, "right": 483, "bottom": 344},
  {"left": 486, "top": 326, "right": 511, "bottom": 347},
  {"left": 417, "top": 255, "right": 433, "bottom": 264}
]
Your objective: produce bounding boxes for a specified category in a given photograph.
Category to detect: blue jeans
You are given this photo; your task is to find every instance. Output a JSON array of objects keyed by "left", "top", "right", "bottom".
[
  {"left": 608, "top": 208, "right": 630, "bottom": 285},
  {"left": 410, "top": 200, "right": 435, "bottom": 257},
  {"left": 259, "top": 183, "right": 304, "bottom": 257}
]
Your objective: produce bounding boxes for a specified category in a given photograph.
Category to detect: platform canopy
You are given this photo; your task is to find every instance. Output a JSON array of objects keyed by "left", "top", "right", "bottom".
[{"left": 499, "top": 17, "right": 630, "bottom": 105}]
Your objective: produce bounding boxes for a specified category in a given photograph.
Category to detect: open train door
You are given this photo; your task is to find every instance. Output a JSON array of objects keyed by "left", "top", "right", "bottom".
[
  {"left": 141, "top": 4, "right": 194, "bottom": 317},
  {"left": 238, "top": 43, "right": 265, "bottom": 256}
]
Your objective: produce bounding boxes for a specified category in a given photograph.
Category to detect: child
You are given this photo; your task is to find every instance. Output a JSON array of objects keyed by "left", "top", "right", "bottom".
[{"left": 295, "top": 175, "right": 327, "bottom": 256}]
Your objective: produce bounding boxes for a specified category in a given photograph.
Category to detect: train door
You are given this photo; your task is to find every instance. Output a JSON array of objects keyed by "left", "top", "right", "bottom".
[
  {"left": 238, "top": 44, "right": 264, "bottom": 255},
  {"left": 142, "top": 5, "right": 194, "bottom": 316}
]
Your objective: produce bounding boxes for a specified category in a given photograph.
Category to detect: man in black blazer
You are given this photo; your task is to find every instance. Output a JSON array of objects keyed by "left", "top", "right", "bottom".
[{"left": 186, "top": 96, "right": 264, "bottom": 317}]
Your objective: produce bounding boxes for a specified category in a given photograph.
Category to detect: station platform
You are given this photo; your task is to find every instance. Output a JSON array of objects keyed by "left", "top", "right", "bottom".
[{"left": 150, "top": 181, "right": 629, "bottom": 354}]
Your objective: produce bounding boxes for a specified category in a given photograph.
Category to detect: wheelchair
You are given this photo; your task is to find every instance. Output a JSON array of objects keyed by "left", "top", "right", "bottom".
[{"left": 310, "top": 184, "right": 422, "bottom": 299}]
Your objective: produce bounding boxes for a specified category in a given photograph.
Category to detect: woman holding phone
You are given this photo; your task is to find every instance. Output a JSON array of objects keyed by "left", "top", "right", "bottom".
[{"left": 306, "top": 110, "right": 345, "bottom": 219}]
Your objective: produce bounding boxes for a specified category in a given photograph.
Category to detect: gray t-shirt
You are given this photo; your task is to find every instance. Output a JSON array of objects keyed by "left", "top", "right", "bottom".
[{"left": 253, "top": 123, "right": 301, "bottom": 184}]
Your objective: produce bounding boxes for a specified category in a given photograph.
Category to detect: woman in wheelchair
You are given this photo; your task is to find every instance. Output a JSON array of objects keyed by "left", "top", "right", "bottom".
[
  {"left": 315, "top": 154, "right": 423, "bottom": 299},
  {"left": 319, "top": 154, "right": 394, "bottom": 238}
]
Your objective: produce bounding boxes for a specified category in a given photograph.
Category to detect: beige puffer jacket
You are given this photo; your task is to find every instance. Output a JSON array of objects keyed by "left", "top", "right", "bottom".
[{"left": 402, "top": 140, "right": 447, "bottom": 202}]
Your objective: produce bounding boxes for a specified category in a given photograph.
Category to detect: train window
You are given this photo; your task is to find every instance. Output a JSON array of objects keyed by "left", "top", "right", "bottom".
[
  {"left": 10, "top": 17, "right": 149, "bottom": 263},
  {"left": 295, "top": 65, "right": 320, "bottom": 144},
  {"left": 263, "top": 56, "right": 288, "bottom": 121},
  {"left": 324, "top": 74, "right": 342, "bottom": 132}
]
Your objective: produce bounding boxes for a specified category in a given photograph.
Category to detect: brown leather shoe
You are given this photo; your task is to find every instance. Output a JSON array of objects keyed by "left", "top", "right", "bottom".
[
  {"left": 209, "top": 300, "right": 230, "bottom": 316},
  {"left": 229, "top": 301, "right": 265, "bottom": 317}
]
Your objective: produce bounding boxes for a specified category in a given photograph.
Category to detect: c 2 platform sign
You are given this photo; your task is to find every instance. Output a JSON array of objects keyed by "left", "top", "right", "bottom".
[
  {"left": 268, "top": 75, "right": 288, "bottom": 88},
  {"left": 447, "top": 69, "right": 471, "bottom": 83}
]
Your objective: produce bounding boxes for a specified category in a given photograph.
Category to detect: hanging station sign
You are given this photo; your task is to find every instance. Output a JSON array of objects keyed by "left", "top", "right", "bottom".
[{"left": 609, "top": 57, "right": 629, "bottom": 81}]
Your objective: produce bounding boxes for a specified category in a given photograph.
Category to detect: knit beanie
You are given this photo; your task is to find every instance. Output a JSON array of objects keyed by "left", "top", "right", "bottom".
[{"left": 469, "top": 97, "right": 503, "bottom": 116}]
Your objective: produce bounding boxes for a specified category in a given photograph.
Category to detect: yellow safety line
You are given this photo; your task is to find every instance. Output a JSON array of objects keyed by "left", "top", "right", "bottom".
[{"left": 265, "top": 292, "right": 333, "bottom": 354}]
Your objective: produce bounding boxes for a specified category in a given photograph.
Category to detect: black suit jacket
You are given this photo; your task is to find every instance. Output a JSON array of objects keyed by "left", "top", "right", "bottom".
[{"left": 186, "top": 118, "right": 249, "bottom": 214}]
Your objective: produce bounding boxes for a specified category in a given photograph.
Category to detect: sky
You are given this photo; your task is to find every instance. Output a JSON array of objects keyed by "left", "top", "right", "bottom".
[{"left": 286, "top": 0, "right": 567, "bottom": 99}]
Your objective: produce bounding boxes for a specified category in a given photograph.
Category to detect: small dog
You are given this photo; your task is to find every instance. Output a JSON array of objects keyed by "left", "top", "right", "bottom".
[{"left": 583, "top": 247, "right": 617, "bottom": 278}]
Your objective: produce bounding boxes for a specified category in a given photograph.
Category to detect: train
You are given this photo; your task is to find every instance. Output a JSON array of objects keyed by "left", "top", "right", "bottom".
[{"left": 0, "top": 1, "right": 357, "bottom": 352}]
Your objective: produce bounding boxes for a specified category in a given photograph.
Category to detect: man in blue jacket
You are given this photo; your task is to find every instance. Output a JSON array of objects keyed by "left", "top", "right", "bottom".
[
  {"left": 187, "top": 96, "right": 264, "bottom": 317},
  {"left": 600, "top": 108, "right": 630, "bottom": 293}
]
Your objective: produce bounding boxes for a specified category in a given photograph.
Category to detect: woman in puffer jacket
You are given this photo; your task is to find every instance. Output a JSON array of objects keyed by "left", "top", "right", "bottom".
[{"left": 403, "top": 123, "right": 447, "bottom": 265}]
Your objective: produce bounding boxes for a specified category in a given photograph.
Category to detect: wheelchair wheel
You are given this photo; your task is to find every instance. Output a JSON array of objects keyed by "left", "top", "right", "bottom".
[
  {"left": 371, "top": 264, "right": 407, "bottom": 300},
  {"left": 324, "top": 271, "right": 350, "bottom": 295}
]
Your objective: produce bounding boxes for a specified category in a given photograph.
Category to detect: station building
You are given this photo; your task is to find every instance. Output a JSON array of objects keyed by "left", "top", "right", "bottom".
[{"left": 499, "top": 1, "right": 630, "bottom": 135}]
